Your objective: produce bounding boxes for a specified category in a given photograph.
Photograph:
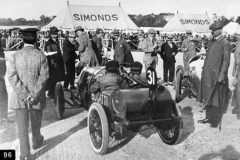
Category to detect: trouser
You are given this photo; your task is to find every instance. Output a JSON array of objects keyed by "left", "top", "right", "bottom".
[
  {"left": 16, "top": 108, "right": 43, "bottom": 157},
  {"left": 144, "top": 60, "right": 156, "bottom": 71},
  {"left": 64, "top": 61, "right": 75, "bottom": 88},
  {"left": 163, "top": 61, "right": 175, "bottom": 82},
  {"left": 183, "top": 54, "right": 196, "bottom": 75},
  {"left": 0, "top": 60, "right": 8, "bottom": 119},
  {"left": 205, "top": 105, "right": 221, "bottom": 124},
  {"left": 47, "top": 65, "right": 63, "bottom": 96}
]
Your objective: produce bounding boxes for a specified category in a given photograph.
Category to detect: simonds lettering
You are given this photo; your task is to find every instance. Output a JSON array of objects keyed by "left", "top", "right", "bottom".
[
  {"left": 73, "top": 14, "right": 118, "bottom": 21},
  {"left": 180, "top": 19, "right": 210, "bottom": 25}
]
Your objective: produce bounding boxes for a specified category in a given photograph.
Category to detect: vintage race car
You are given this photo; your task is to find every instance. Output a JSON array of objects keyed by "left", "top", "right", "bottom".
[
  {"left": 175, "top": 53, "right": 206, "bottom": 103},
  {"left": 54, "top": 63, "right": 184, "bottom": 155}
]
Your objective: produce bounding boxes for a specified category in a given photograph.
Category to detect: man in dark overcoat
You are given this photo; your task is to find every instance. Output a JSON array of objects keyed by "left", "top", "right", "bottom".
[
  {"left": 62, "top": 31, "right": 78, "bottom": 90},
  {"left": 8, "top": 28, "right": 49, "bottom": 160},
  {"left": 160, "top": 34, "right": 178, "bottom": 86},
  {"left": 44, "top": 26, "right": 65, "bottom": 98},
  {"left": 112, "top": 30, "right": 134, "bottom": 64},
  {"left": 92, "top": 28, "right": 103, "bottom": 65},
  {"left": 197, "top": 21, "right": 230, "bottom": 128}
]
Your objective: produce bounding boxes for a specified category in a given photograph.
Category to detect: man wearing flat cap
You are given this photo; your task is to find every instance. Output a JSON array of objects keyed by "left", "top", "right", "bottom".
[
  {"left": 62, "top": 30, "right": 78, "bottom": 90},
  {"left": 197, "top": 21, "right": 230, "bottom": 128},
  {"left": 92, "top": 28, "right": 103, "bottom": 65},
  {"left": 112, "top": 29, "right": 134, "bottom": 65},
  {"left": 90, "top": 60, "right": 127, "bottom": 95},
  {"left": 142, "top": 28, "right": 160, "bottom": 71},
  {"left": 160, "top": 34, "right": 178, "bottom": 86},
  {"left": 8, "top": 28, "right": 49, "bottom": 160},
  {"left": 75, "top": 26, "right": 99, "bottom": 74},
  {"left": 181, "top": 30, "right": 198, "bottom": 76}
]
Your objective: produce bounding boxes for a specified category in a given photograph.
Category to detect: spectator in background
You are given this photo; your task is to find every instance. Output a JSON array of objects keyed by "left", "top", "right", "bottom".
[
  {"left": 137, "top": 33, "right": 144, "bottom": 51},
  {"left": 112, "top": 29, "right": 134, "bottom": 64},
  {"left": 44, "top": 26, "right": 65, "bottom": 98},
  {"left": 142, "top": 29, "right": 159, "bottom": 70},
  {"left": 92, "top": 28, "right": 103, "bottom": 65},
  {"left": 181, "top": 30, "right": 198, "bottom": 76},
  {"left": 160, "top": 34, "right": 178, "bottom": 86},
  {"left": 62, "top": 31, "right": 78, "bottom": 90}
]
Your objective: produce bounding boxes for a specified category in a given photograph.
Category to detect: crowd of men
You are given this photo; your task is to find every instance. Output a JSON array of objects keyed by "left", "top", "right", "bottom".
[{"left": 1, "top": 19, "right": 240, "bottom": 159}]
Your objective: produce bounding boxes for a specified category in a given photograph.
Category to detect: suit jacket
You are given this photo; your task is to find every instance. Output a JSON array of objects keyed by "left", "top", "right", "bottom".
[
  {"left": 142, "top": 37, "right": 159, "bottom": 65},
  {"left": 92, "top": 35, "right": 103, "bottom": 63},
  {"left": 113, "top": 37, "right": 133, "bottom": 64},
  {"left": 181, "top": 38, "right": 197, "bottom": 60},
  {"left": 62, "top": 38, "right": 77, "bottom": 63},
  {"left": 8, "top": 46, "right": 49, "bottom": 110},
  {"left": 160, "top": 42, "right": 178, "bottom": 63}
]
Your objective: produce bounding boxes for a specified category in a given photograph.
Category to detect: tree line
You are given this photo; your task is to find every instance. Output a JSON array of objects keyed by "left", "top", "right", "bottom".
[{"left": 0, "top": 15, "right": 55, "bottom": 26}]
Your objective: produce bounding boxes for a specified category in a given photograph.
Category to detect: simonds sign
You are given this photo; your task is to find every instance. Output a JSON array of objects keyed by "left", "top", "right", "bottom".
[
  {"left": 74, "top": 14, "right": 118, "bottom": 21},
  {"left": 180, "top": 19, "right": 210, "bottom": 25}
]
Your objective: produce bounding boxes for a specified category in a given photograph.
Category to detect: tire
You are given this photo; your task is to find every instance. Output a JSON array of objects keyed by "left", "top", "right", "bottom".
[
  {"left": 88, "top": 103, "right": 109, "bottom": 155},
  {"left": 55, "top": 82, "right": 65, "bottom": 119},
  {"left": 156, "top": 103, "right": 183, "bottom": 145},
  {"left": 175, "top": 69, "right": 184, "bottom": 103}
]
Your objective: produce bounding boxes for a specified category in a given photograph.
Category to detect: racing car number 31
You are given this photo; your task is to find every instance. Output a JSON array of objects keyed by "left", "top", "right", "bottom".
[{"left": 146, "top": 66, "right": 157, "bottom": 90}]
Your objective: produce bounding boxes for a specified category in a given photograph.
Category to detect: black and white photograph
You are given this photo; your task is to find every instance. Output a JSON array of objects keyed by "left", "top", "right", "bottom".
[{"left": 0, "top": 0, "right": 240, "bottom": 159}]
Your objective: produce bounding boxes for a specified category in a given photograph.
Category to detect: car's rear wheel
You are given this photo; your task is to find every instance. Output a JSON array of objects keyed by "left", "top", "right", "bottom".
[
  {"left": 88, "top": 103, "right": 109, "bottom": 155},
  {"left": 55, "top": 82, "right": 65, "bottom": 119},
  {"left": 156, "top": 104, "right": 183, "bottom": 145},
  {"left": 175, "top": 69, "right": 184, "bottom": 103}
]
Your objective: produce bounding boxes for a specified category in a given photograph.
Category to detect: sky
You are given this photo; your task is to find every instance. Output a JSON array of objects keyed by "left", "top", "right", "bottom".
[{"left": 0, "top": 0, "right": 239, "bottom": 20}]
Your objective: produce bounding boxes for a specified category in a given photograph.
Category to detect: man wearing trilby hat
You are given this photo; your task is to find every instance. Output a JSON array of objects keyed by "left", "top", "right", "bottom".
[
  {"left": 62, "top": 30, "right": 78, "bottom": 90},
  {"left": 160, "top": 34, "right": 178, "bottom": 86},
  {"left": 197, "top": 20, "right": 230, "bottom": 128},
  {"left": 8, "top": 28, "right": 49, "bottom": 160},
  {"left": 44, "top": 26, "right": 65, "bottom": 98}
]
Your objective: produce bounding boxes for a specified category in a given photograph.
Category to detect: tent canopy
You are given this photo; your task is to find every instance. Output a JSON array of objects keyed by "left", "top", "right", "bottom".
[
  {"left": 44, "top": 4, "right": 139, "bottom": 30},
  {"left": 223, "top": 22, "right": 240, "bottom": 35},
  {"left": 163, "top": 13, "right": 212, "bottom": 33}
]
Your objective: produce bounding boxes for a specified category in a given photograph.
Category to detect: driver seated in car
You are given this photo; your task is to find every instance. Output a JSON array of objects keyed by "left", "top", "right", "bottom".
[{"left": 90, "top": 60, "right": 127, "bottom": 95}]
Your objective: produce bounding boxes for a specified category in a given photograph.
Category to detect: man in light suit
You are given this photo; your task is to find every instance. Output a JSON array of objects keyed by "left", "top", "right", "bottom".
[
  {"left": 142, "top": 29, "right": 160, "bottom": 70},
  {"left": 8, "top": 28, "right": 49, "bottom": 160},
  {"left": 181, "top": 30, "right": 197, "bottom": 76}
]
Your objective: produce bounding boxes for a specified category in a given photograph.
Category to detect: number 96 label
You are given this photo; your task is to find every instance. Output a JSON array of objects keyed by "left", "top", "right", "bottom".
[{"left": 0, "top": 150, "right": 15, "bottom": 160}]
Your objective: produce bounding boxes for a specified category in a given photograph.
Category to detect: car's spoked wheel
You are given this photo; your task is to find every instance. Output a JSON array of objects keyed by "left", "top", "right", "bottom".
[
  {"left": 175, "top": 69, "right": 184, "bottom": 103},
  {"left": 55, "top": 82, "right": 65, "bottom": 119},
  {"left": 88, "top": 103, "right": 109, "bottom": 155},
  {"left": 156, "top": 108, "right": 183, "bottom": 145}
]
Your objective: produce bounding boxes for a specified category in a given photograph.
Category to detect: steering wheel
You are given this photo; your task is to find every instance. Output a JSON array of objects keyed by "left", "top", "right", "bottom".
[{"left": 119, "top": 62, "right": 131, "bottom": 77}]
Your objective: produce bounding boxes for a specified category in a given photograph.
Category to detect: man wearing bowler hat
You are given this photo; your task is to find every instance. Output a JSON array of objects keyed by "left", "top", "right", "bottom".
[
  {"left": 197, "top": 21, "right": 230, "bottom": 128},
  {"left": 62, "top": 30, "right": 78, "bottom": 90},
  {"left": 142, "top": 29, "right": 160, "bottom": 71},
  {"left": 160, "top": 34, "right": 178, "bottom": 86},
  {"left": 112, "top": 29, "right": 134, "bottom": 64},
  {"left": 8, "top": 28, "right": 49, "bottom": 160}
]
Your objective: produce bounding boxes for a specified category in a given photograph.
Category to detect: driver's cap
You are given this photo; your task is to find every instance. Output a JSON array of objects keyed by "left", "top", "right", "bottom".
[
  {"left": 106, "top": 60, "right": 119, "bottom": 72},
  {"left": 130, "top": 61, "right": 142, "bottom": 75}
]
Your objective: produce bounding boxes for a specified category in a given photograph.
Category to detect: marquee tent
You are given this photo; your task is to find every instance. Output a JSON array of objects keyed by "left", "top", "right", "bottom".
[
  {"left": 223, "top": 22, "right": 240, "bottom": 35},
  {"left": 43, "top": 4, "right": 139, "bottom": 30},
  {"left": 162, "top": 13, "right": 212, "bottom": 33}
]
